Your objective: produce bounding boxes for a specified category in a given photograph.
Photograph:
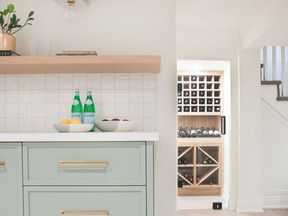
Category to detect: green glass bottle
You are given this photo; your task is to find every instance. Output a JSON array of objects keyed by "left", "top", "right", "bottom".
[
  {"left": 71, "top": 89, "right": 83, "bottom": 123},
  {"left": 83, "top": 89, "right": 96, "bottom": 131}
]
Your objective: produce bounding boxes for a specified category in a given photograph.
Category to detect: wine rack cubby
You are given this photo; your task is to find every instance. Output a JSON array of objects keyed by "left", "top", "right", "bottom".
[
  {"left": 177, "top": 72, "right": 223, "bottom": 115},
  {"left": 177, "top": 144, "right": 221, "bottom": 196},
  {"left": 177, "top": 70, "right": 224, "bottom": 196}
]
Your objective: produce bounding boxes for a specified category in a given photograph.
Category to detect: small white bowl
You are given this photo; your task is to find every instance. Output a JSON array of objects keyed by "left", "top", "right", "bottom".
[
  {"left": 53, "top": 124, "right": 94, "bottom": 133},
  {"left": 95, "top": 121, "right": 138, "bottom": 132}
]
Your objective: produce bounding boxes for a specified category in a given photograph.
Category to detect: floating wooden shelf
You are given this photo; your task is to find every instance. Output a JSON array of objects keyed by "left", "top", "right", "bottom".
[{"left": 0, "top": 55, "right": 161, "bottom": 74}]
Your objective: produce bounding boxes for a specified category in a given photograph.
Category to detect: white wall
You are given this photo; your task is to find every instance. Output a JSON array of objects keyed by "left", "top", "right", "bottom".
[
  {"left": 261, "top": 85, "right": 288, "bottom": 208},
  {"left": 1, "top": 0, "right": 176, "bottom": 215},
  {"left": 237, "top": 48, "right": 262, "bottom": 212}
]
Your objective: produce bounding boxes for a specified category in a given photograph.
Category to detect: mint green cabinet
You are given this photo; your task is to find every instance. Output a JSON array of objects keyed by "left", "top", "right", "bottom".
[
  {"left": 0, "top": 143, "right": 23, "bottom": 216},
  {"left": 23, "top": 141, "right": 154, "bottom": 216}
]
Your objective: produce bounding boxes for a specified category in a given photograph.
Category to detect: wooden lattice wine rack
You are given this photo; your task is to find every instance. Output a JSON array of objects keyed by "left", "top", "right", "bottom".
[{"left": 177, "top": 71, "right": 224, "bottom": 196}]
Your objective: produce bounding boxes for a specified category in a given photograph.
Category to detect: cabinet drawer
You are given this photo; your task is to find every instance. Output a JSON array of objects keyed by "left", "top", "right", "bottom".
[
  {"left": 23, "top": 142, "right": 146, "bottom": 185},
  {"left": 24, "top": 186, "right": 146, "bottom": 216}
]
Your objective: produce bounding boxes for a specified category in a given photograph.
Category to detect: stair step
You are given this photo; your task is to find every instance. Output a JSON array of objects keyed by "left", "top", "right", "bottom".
[
  {"left": 261, "top": 80, "right": 282, "bottom": 85},
  {"left": 277, "top": 96, "right": 288, "bottom": 101}
]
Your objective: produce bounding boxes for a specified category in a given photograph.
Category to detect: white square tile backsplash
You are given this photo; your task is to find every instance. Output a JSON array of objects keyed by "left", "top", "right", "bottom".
[{"left": 0, "top": 73, "right": 158, "bottom": 132}]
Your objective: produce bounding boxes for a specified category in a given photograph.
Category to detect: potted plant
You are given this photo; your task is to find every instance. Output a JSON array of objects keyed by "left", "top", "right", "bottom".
[{"left": 0, "top": 3, "right": 34, "bottom": 52}]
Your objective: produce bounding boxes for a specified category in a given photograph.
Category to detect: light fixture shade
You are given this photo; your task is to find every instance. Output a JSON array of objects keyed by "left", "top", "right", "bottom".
[{"left": 54, "top": 0, "right": 88, "bottom": 9}]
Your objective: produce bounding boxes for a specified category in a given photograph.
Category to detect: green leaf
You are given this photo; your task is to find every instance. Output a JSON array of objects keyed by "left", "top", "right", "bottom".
[
  {"left": 3, "top": 9, "right": 9, "bottom": 15},
  {"left": 0, "top": 15, "right": 3, "bottom": 26},
  {"left": 7, "top": 4, "right": 15, "bottom": 13},
  {"left": 29, "top": 11, "right": 34, "bottom": 17}
]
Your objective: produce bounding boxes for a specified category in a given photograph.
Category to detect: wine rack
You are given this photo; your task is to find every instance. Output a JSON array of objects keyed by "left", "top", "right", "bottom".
[
  {"left": 177, "top": 71, "right": 223, "bottom": 115},
  {"left": 177, "top": 70, "right": 224, "bottom": 196},
  {"left": 177, "top": 142, "right": 221, "bottom": 196}
]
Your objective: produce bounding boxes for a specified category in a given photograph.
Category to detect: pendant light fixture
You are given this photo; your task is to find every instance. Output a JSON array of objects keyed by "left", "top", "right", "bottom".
[{"left": 54, "top": 0, "right": 88, "bottom": 21}]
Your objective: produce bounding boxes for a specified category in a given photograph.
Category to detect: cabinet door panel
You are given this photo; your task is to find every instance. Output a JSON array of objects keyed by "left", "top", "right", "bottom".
[
  {"left": 23, "top": 142, "right": 146, "bottom": 185},
  {"left": 24, "top": 186, "right": 146, "bottom": 216},
  {"left": 0, "top": 143, "right": 23, "bottom": 216}
]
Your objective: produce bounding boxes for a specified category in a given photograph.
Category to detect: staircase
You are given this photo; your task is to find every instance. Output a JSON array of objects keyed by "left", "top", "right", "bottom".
[
  {"left": 261, "top": 80, "right": 288, "bottom": 101},
  {"left": 261, "top": 46, "right": 288, "bottom": 100}
]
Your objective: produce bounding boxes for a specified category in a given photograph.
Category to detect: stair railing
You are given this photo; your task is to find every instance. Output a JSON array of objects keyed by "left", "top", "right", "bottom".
[{"left": 261, "top": 46, "right": 288, "bottom": 97}]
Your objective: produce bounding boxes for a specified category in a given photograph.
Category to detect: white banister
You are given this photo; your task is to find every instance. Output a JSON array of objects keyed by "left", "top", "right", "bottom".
[
  {"left": 281, "top": 47, "right": 286, "bottom": 97},
  {"left": 263, "top": 47, "right": 268, "bottom": 81},
  {"left": 272, "top": 46, "right": 277, "bottom": 80}
]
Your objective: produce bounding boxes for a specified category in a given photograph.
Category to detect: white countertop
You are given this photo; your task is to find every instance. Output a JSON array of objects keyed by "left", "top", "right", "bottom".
[{"left": 0, "top": 132, "right": 159, "bottom": 142}]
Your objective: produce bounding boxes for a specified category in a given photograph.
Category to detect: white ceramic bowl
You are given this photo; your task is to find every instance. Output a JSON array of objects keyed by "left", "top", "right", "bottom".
[
  {"left": 95, "top": 121, "right": 138, "bottom": 132},
  {"left": 53, "top": 124, "right": 94, "bottom": 133}
]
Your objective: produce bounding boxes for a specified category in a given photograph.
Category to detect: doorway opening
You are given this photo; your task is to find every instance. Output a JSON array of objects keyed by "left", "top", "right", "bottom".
[{"left": 176, "top": 60, "right": 231, "bottom": 210}]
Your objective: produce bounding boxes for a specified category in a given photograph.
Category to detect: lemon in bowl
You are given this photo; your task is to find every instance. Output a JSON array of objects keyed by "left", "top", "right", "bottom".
[
  {"left": 70, "top": 118, "right": 82, "bottom": 124},
  {"left": 59, "top": 118, "right": 70, "bottom": 124}
]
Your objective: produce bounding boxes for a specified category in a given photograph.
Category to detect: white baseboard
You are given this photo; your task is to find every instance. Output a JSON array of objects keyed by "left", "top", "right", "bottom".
[
  {"left": 177, "top": 196, "right": 228, "bottom": 210},
  {"left": 262, "top": 190, "right": 288, "bottom": 208},
  {"left": 236, "top": 198, "right": 263, "bottom": 212}
]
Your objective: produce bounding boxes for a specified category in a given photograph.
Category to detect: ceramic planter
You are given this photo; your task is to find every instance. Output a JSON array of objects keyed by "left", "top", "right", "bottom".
[{"left": 0, "top": 34, "right": 16, "bottom": 51}]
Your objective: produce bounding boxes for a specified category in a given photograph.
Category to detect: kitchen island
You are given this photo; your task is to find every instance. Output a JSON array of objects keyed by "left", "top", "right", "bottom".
[{"left": 0, "top": 132, "right": 158, "bottom": 216}]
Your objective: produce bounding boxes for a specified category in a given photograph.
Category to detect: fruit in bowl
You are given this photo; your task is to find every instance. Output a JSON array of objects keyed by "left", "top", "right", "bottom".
[
  {"left": 95, "top": 118, "right": 137, "bottom": 132},
  {"left": 54, "top": 118, "right": 93, "bottom": 132},
  {"left": 59, "top": 118, "right": 82, "bottom": 124}
]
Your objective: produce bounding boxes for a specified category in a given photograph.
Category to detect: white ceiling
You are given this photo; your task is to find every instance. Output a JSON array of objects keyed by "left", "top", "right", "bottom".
[{"left": 176, "top": 0, "right": 288, "bottom": 48}]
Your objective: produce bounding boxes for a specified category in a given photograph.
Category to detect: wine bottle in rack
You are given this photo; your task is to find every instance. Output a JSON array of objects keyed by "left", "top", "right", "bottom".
[
  {"left": 214, "top": 98, "right": 220, "bottom": 104},
  {"left": 178, "top": 178, "right": 184, "bottom": 188},
  {"left": 207, "top": 106, "right": 213, "bottom": 112},
  {"left": 196, "top": 175, "right": 200, "bottom": 183},
  {"left": 199, "top": 99, "right": 205, "bottom": 104},
  {"left": 178, "top": 83, "right": 182, "bottom": 91},
  {"left": 191, "top": 83, "right": 197, "bottom": 89},
  {"left": 199, "top": 83, "right": 205, "bottom": 89},
  {"left": 213, "top": 128, "right": 221, "bottom": 137},
  {"left": 209, "top": 177, "right": 218, "bottom": 185},
  {"left": 208, "top": 128, "right": 214, "bottom": 137},
  {"left": 190, "top": 129, "right": 197, "bottom": 137},
  {"left": 178, "top": 127, "right": 186, "bottom": 137},
  {"left": 202, "top": 128, "right": 208, "bottom": 137},
  {"left": 184, "top": 127, "right": 192, "bottom": 137},
  {"left": 178, "top": 157, "right": 188, "bottom": 165},
  {"left": 196, "top": 128, "right": 203, "bottom": 137}
]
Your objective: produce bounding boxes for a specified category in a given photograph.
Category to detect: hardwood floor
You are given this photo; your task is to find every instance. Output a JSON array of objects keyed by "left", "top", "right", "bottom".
[{"left": 177, "top": 209, "right": 288, "bottom": 216}]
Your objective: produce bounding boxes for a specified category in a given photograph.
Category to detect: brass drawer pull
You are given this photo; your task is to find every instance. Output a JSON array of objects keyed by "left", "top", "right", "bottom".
[
  {"left": 0, "top": 160, "right": 5, "bottom": 168},
  {"left": 58, "top": 160, "right": 109, "bottom": 169},
  {"left": 60, "top": 210, "right": 109, "bottom": 216}
]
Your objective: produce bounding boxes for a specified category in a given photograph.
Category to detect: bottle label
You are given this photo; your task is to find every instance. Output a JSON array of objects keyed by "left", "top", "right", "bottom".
[
  {"left": 85, "top": 99, "right": 93, "bottom": 105},
  {"left": 73, "top": 100, "right": 79, "bottom": 105},
  {"left": 83, "top": 112, "right": 95, "bottom": 124},
  {"left": 71, "top": 113, "right": 83, "bottom": 122}
]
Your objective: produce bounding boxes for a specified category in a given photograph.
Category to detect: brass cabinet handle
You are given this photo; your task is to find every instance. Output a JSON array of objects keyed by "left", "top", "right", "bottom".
[
  {"left": 60, "top": 210, "right": 109, "bottom": 216},
  {"left": 0, "top": 160, "right": 5, "bottom": 168},
  {"left": 58, "top": 160, "right": 109, "bottom": 169}
]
